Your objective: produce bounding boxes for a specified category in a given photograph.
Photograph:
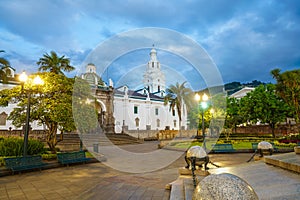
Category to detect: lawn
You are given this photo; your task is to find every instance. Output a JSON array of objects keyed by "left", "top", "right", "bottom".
[{"left": 169, "top": 139, "right": 296, "bottom": 150}]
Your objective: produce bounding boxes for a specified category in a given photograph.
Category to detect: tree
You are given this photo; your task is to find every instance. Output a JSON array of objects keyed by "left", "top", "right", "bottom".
[
  {"left": 239, "top": 84, "right": 291, "bottom": 137},
  {"left": 164, "top": 82, "right": 193, "bottom": 133},
  {"left": 225, "top": 97, "right": 243, "bottom": 134},
  {"left": 37, "top": 51, "right": 75, "bottom": 75},
  {"left": 271, "top": 68, "right": 300, "bottom": 122},
  {"left": 0, "top": 73, "right": 78, "bottom": 152},
  {"left": 0, "top": 50, "right": 10, "bottom": 83}
]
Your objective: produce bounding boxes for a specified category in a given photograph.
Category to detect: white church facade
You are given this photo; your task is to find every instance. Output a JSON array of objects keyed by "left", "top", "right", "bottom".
[
  {"left": 113, "top": 48, "right": 187, "bottom": 133},
  {"left": 80, "top": 48, "right": 188, "bottom": 133}
]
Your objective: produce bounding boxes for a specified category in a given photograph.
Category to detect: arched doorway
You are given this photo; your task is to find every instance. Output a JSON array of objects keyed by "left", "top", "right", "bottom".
[{"left": 94, "top": 87, "right": 115, "bottom": 134}]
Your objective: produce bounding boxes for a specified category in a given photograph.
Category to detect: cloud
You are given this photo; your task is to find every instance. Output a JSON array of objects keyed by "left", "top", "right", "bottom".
[{"left": 0, "top": 0, "right": 299, "bottom": 88}]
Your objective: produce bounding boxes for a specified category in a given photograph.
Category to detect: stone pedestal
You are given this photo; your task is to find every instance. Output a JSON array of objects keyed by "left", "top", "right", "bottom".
[
  {"left": 294, "top": 146, "right": 300, "bottom": 154},
  {"left": 178, "top": 167, "right": 210, "bottom": 176}
]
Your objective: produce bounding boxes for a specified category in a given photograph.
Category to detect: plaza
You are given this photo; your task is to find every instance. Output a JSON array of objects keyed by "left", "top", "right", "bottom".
[{"left": 0, "top": 141, "right": 299, "bottom": 200}]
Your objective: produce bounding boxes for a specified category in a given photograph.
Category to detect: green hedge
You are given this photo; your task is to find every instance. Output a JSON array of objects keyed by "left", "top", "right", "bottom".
[
  {"left": 0, "top": 137, "right": 45, "bottom": 156},
  {"left": 41, "top": 153, "right": 57, "bottom": 160}
]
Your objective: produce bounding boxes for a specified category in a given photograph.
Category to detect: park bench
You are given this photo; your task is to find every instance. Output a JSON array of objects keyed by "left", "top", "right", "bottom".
[
  {"left": 57, "top": 151, "right": 91, "bottom": 166},
  {"left": 4, "top": 155, "right": 47, "bottom": 174},
  {"left": 211, "top": 143, "right": 235, "bottom": 153},
  {"left": 251, "top": 142, "right": 278, "bottom": 152}
]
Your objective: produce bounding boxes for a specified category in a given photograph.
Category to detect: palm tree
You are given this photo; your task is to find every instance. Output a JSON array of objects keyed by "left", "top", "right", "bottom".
[
  {"left": 0, "top": 50, "right": 10, "bottom": 83},
  {"left": 37, "top": 51, "right": 75, "bottom": 75},
  {"left": 164, "top": 81, "right": 193, "bottom": 134}
]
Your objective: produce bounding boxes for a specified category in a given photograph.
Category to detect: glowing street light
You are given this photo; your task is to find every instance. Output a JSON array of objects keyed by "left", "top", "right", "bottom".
[
  {"left": 19, "top": 71, "right": 43, "bottom": 156},
  {"left": 195, "top": 93, "right": 209, "bottom": 150}
]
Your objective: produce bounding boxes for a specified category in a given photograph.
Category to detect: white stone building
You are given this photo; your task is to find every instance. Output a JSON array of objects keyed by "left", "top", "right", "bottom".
[
  {"left": 113, "top": 48, "right": 188, "bottom": 133},
  {"left": 0, "top": 66, "right": 44, "bottom": 130}
]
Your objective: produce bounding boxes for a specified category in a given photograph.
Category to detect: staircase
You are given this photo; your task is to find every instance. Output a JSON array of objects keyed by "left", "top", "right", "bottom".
[
  {"left": 56, "top": 133, "right": 143, "bottom": 151},
  {"left": 169, "top": 153, "right": 300, "bottom": 200}
]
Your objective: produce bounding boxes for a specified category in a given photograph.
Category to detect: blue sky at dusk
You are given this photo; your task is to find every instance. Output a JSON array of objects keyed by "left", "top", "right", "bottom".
[{"left": 0, "top": 0, "right": 299, "bottom": 90}]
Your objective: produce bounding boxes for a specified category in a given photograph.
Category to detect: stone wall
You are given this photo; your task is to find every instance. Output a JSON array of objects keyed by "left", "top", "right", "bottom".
[
  {"left": 235, "top": 124, "right": 299, "bottom": 136},
  {"left": 124, "top": 129, "right": 197, "bottom": 140}
]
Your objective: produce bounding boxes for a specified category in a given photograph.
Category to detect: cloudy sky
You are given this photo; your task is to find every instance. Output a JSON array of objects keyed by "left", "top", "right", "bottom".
[{"left": 0, "top": 0, "right": 299, "bottom": 90}]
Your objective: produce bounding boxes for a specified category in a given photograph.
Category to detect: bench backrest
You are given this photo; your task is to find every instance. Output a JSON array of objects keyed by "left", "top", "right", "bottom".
[
  {"left": 212, "top": 144, "right": 233, "bottom": 149},
  {"left": 57, "top": 151, "right": 86, "bottom": 161},
  {"left": 5, "top": 155, "right": 43, "bottom": 167}
]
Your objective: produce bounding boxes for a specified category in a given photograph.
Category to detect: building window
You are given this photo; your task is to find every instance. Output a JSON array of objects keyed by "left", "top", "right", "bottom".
[
  {"left": 173, "top": 120, "right": 177, "bottom": 127},
  {"left": 158, "top": 85, "right": 160, "bottom": 92},
  {"left": 155, "top": 108, "right": 159, "bottom": 115},
  {"left": 172, "top": 109, "right": 176, "bottom": 116},
  {"left": 134, "top": 106, "right": 138, "bottom": 114},
  {"left": 152, "top": 62, "right": 154, "bottom": 68},
  {"left": 157, "top": 119, "right": 160, "bottom": 127},
  {"left": 135, "top": 117, "right": 140, "bottom": 127},
  {"left": 0, "top": 112, "right": 8, "bottom": 126}
]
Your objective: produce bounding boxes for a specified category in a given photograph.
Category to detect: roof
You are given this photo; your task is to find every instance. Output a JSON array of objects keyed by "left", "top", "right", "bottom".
[
  {"left": 114, "top": 87, "right": 164, "bottom": 101},
  {"left": 229, "top": 87, "right": 255, "bottom": 99}
]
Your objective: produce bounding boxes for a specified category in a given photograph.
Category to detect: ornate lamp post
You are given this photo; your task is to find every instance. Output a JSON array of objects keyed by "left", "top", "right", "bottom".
[
  {"left": 19, "top": 71, "right": 44, "bottom": 156},
  {"left": 195, "top": 93, "right": 208, "bottom": 150}
]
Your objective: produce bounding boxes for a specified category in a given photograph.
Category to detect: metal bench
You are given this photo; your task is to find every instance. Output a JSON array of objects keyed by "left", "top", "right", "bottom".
[
  {"left": 57, "top": 151, "right": 91, "bottom": 166},
  {"left": 211, "top": 144, "right": 235, "bottom": 153},
  {"left": 251, "top": 142, "right": 278, "bottom": 152},
  {"left": 4, "top": 155, "right": 47, "bottom": 174}
]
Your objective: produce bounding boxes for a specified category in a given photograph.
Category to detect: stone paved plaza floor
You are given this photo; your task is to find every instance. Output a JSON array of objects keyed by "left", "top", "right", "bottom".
[{"left": 0, "top": 141, "right": 266, "bottom": 200}]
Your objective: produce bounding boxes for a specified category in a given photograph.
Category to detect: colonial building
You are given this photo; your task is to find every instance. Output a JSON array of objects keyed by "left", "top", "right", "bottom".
[
  {"left": 81, "top": 48, "right": 188, "bottom": 133},
  {"left": 113, "top": 48, "right": 187, "bottom": 133}
]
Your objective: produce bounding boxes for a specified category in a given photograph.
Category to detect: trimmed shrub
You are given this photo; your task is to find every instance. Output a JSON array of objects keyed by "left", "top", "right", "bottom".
[
  {"left": 41, "top": 153, "right": 57, "bottom": 160},
  {"left": 0, "top": 137, "right": 45, "bottom": 156}
]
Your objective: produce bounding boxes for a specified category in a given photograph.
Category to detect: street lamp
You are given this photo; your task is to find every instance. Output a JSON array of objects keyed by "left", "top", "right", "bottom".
[
  {"left": 19, "top": 71, "right": 44, "bottom": 156},
  {"left": 195, "top": 93, "right": 209, "bottom": 150}
]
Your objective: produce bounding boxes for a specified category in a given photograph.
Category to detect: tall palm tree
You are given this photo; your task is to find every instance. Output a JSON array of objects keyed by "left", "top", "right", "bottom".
[
  {"left": 0, "top": 50, "right": 10, "bottom": 83},
  {"left": 37, "top": 51, "right": 75, "bottom": 75},
  {"left": 164, "top": 81, "right": 193, "bottom": 132}
]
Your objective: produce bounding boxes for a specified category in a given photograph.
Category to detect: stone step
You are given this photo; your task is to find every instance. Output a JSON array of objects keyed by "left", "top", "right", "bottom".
[
  {"left": 169, "top": 153, "right": 300, "bottom": 200},
  {"left": 169, "top": 178, "right": 184, "bottom": 200},
  {"left": 183, "top": 178, "right": 194, "bottom": 200},
  {"left": 264, "top": 152, "right": 300, "bottom": 173},
  {"left": 209, "top": 161, "right": 300, "bottom": 199}
]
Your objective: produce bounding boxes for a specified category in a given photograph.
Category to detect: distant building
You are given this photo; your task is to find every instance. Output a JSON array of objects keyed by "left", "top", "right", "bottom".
[{"left": 229, "top": 87, "right": 255, "bottom": 99}]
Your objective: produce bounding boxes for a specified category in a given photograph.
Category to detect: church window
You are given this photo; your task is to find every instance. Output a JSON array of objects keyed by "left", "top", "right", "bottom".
[
  {"left": 158, "top": 85, "right": 160, "bottom": 92},
  {"left": 152, "top": 62, "right": 154, "bottom": 68},
  {"left": 156, "top": 119, "right": 160, "bottom": 127},
  {"left": 173, "top": 120, "right": 177, "bottom": 127},
  {"left": 135, "top": 117, "right": 140, "bottom": 127},
  {"left": 0, "top": 112, "right": 8, "bottom": 125},
  {"left": 155, "top": 108, "right": 159, "bottom": 115},
  {"left": 172, "top": 109, "right": 176, "bottom": 116},
  {"left": 134, "top": 106, "right": 138, "bottom": 114}
]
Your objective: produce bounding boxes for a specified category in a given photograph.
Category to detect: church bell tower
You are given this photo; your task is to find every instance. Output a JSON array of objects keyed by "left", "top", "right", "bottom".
[{"left": 143, "top": 47, "right": 166, "bottom": 94}]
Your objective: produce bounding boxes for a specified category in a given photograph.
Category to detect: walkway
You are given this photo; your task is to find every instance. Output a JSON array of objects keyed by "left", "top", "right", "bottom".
[{"left": 0, "top": 141, "right": 257, "bottom": 200}]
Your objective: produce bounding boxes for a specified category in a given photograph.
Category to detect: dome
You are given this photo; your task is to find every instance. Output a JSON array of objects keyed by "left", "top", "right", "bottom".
[
  {"left": 193, "top": 173, "right": 258, "bottom": 200},
  {"left": 187, "top": 146, "right": 207, "bottom": 158},
  {"left": 258, "top": 141, "right": 273, "bottom": 150}
]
